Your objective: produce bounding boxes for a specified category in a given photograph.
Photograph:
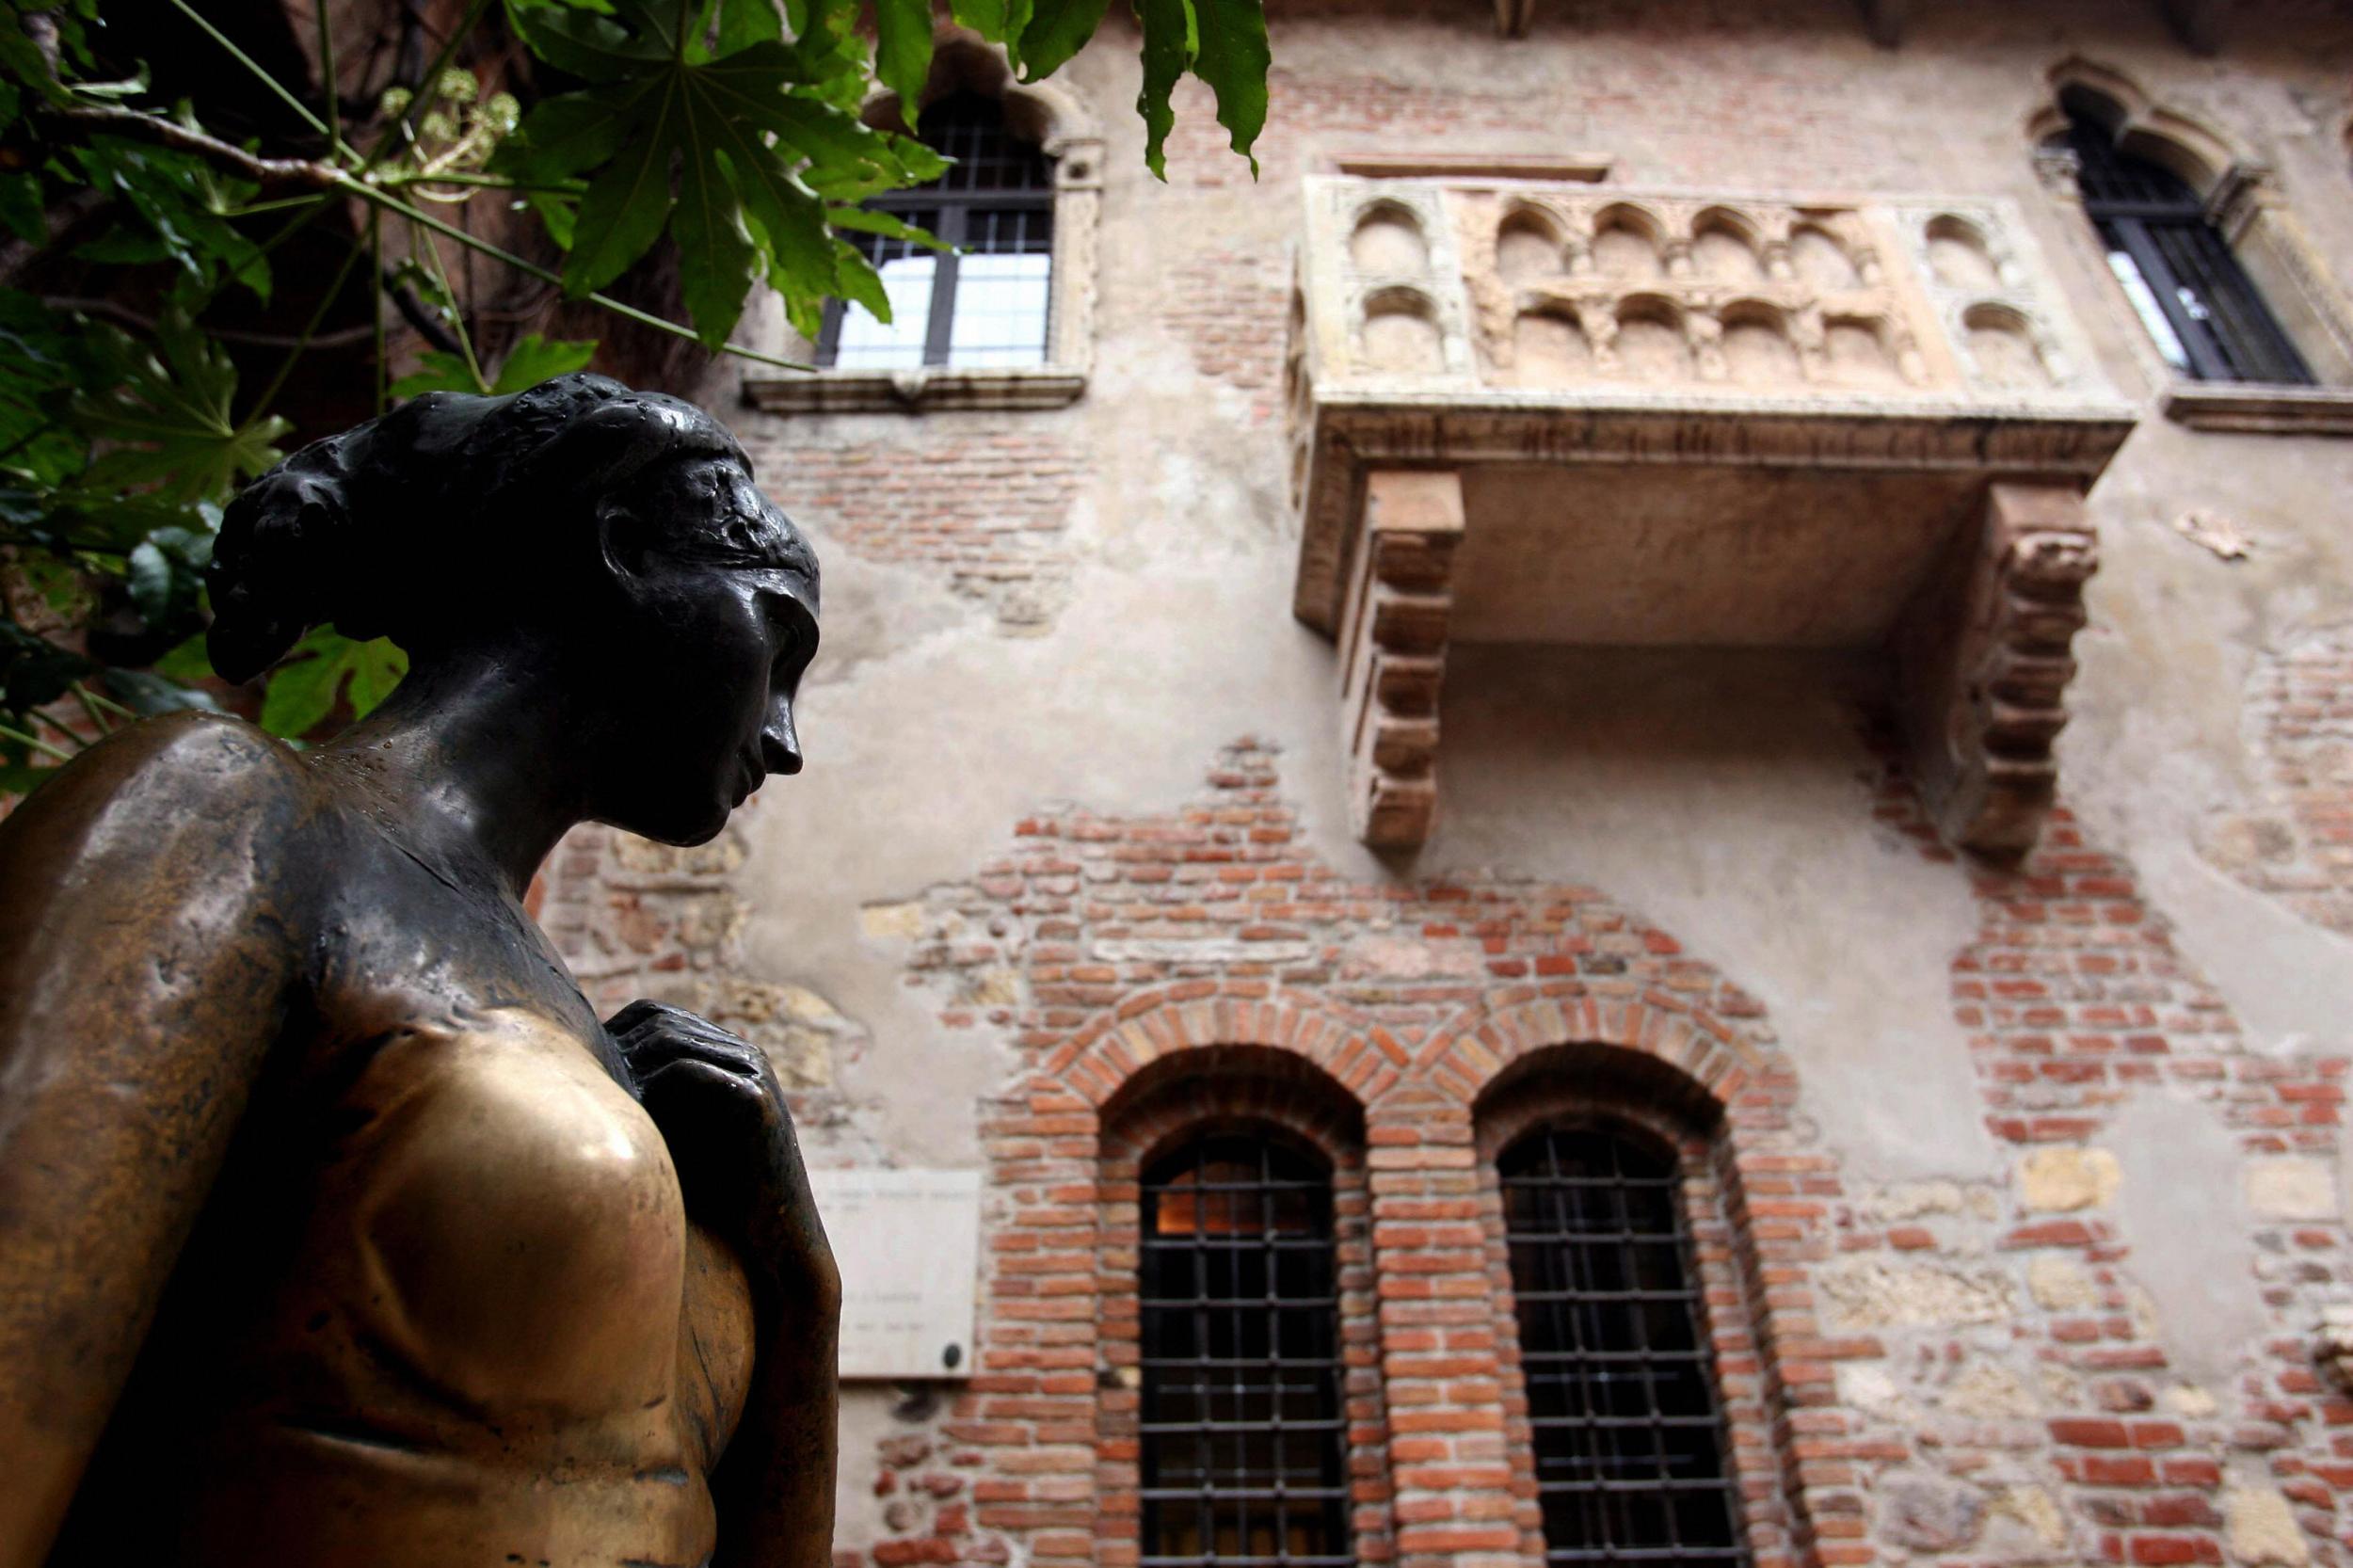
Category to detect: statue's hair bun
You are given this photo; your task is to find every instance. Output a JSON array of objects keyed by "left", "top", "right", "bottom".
[
  {"left": 207, "top": 427, "right": 376, "bottom": 684},
  {"left": 206, "top": 374, "right": 755, "bottom": 683}
]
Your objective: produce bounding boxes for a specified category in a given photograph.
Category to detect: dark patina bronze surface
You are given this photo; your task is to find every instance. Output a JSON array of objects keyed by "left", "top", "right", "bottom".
[{"left": 0, "top": 375, "right": 836, "bottom": 1568}]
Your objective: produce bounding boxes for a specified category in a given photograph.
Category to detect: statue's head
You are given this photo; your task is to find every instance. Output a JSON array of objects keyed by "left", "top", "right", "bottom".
[{"left": 208, "top": 373, "right": 819, "bottom": 846}]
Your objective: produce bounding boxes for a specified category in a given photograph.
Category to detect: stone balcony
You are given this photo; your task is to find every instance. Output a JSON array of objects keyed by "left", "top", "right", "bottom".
[{"left": 1286, "top": 175, "right": 2139, "bottom": 856}]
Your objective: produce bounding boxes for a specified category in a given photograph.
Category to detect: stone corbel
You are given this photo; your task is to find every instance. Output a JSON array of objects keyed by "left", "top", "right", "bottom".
[
  {"left": 1337, "top": 471, "right": 1464, "bottom": 849},
  {"left": 1896, "top": 483, "right": 2099, "bottom": 858}
]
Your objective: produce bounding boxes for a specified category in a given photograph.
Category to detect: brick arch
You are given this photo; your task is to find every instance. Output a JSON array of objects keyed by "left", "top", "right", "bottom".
[
  {"left": 1433, "top": 1012, "right": 1837, "bottom": 1568},
  {"left": 1039, "top": 983, "right": 1398, "bottom": 1110},
  {"left": 1415, "top": 984, "right": 1773, "bottom": 1112}
]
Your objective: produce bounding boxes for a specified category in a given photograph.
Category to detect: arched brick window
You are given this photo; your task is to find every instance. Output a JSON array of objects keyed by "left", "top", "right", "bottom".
[
  {"left": 1139, "top": 1128, "right": 1353, "bottom": 1568},
  {"left": 1498, "top": 1121, "right": 1750, "bottom": 1568}
]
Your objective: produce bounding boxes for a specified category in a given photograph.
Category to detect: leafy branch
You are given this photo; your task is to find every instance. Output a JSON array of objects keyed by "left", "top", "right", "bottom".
[{"left": 0, "top": 0, "right": 1270, "bottom": 797}]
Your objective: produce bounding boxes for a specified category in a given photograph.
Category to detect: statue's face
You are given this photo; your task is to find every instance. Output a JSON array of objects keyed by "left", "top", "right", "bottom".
[{"left": 592, "top": 457, "right": 820, "bottom": 846}]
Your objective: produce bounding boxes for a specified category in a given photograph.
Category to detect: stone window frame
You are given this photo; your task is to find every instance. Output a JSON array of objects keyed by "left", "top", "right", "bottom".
[
  {"left": 2028, "top": 56, "right": 2353, "bottom": 435},
  {"left": 742, "top": 29, "right": 1101, "bottom": 416},
  {"left": 1095, "top": 1048, "right": 1397, "bottom": 1568},
  {"left": 1472, "top": 1051, "right": 1789, "bottom": 1568}
]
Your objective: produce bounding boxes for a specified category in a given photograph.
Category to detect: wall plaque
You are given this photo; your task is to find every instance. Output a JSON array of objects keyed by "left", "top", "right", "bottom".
[{"left": 808, "top": 1167, "right": 983, "bottom": 1380}]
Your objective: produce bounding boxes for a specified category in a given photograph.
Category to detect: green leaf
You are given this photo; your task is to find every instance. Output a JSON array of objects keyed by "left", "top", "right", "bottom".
[
  {"left": 872, "top": 0, "right": 934, "bottom": 125},
  {"left": 1189, "top": 0, "right": 1268, "bottom": 171},
  {"left": 526, "top": 188, "right": 579, "bottom": 249},
  {"left": 259, "top": 627, "right": 408, "bottom": 738},
  {"left": 0, "top": 173, "right": 41, "bottom": 243},
  {"left": 101, "top": 665, "right": 221, "bottom": 716},
  {"left": 67, "top": 306, "right": 290, "bottom": 506},
  {"left": 1017, "top": 0, "right": 1109, "bottom": 82},
  {"left": 675, "top": 149, "right": 757, "bottom": 345},
  {"left": 497, "top": 87, "right": 648, "bottom": 184},
  {"left": 825, "top": 205, "right": 947, "bottom": 250},
  {"left": 1132, "top": 0, "right": 1194, "bottom": 179},
  {"left": 564, "top": 111, "right": 677, "bottom": 295},
  {"left": 0, "top": 620, "right": 91, "bottom": 710},
  {"left": 503, "top": 0, "right": 664, "bottom": 81},
  {"left": 953, "top": 0, "right": 1033, "bottom": 70},
  {"left": 490, "top": 333, "right": 599, "bottom": 392},
  {"left": 717, "top": 0, "right": 785, "bottom": 51},
  {"left": 389, "top": 346, "right": 491, "bottom": 397},
  {"left": 152, "top": 631, "right": 215, "bottom": 681}
]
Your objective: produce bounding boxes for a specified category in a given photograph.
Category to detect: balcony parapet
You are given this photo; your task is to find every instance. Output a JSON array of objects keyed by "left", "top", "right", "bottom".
[{"left": 1286, "top": 176, "right": 2138, "bottom": 856}]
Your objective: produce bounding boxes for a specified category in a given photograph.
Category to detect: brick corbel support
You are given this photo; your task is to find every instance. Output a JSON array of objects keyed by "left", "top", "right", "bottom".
[
  {"left": 1895, "top": 481, "right": 2100, "bottom": 858},
  {"left": 1339, "top": 471, "right": 1465, "bottom": 850}
]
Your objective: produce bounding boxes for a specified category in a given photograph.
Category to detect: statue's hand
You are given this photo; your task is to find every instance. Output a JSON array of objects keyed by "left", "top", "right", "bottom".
[{"left": 607, "top": 1000, "right": 838, "bottom": 1309}]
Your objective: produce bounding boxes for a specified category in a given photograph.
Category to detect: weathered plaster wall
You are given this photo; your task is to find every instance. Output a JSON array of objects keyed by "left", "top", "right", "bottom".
[{"left": 538, "top": 2, "right": 2353, "bottom": 1562}]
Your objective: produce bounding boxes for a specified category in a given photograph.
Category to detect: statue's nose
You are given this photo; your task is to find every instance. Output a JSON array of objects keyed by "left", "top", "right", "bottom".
[{"left": 760, "top": 707, "right": 803, "bottom": 776}]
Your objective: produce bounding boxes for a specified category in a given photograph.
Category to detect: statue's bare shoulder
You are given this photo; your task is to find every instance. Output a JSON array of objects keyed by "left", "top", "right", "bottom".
[{"left": 5, "top": 707, "right": 311, "bottom": 861}]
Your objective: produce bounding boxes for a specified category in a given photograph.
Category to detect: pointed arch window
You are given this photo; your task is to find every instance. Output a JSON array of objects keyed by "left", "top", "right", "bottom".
[
  {"left": 1500, "top": 1124, "right": 1748, "bottom": 1568},
  {"left": 2054, "top": 94, "right": 2310, "bottom": 385},
  {"left": 817, "top": 91, "right": 1055, "bottom": 370},
  {"left": 1138, "top": 1131, "right": 1352, "bottom": 1568}
]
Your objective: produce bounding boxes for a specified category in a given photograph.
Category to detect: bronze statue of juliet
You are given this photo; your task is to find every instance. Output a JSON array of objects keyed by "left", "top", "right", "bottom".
[{"left": 0, "top": 374, "right": 837, "bottom": 1568}]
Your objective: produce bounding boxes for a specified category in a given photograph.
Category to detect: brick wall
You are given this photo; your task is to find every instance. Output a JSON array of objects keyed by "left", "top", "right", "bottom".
[
  {"left": 820, "top": 730, "right": 2353, "bottom": 1568},
  {"left": 2204, "top": 624, "right": 2353, "bottom": 937},
  {"left": 737, "top": 424, "right": 1087, "bottom": 633}
]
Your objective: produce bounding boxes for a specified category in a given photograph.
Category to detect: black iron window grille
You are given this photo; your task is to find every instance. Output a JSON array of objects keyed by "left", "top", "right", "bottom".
[
  {"left": 1500, "top": 1125, "right": 1749, "bottom": 1568},
  {"left": 1138, "top": 1132, "right": 1352, "bottom": 1568},
  {"left": 2057, "top": 100, "right": 2311, "bottom": 385},
  {"left": 816, "top": 92, "right": 1055, "bottom": 370}
]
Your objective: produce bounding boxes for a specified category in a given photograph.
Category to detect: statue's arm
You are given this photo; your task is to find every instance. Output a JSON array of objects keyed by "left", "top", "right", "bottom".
[
  {"left": 0, "top": 714, "right": 312, "bottom": 1568},
  {"left": 713, "top": 1140, "right": 840, "bottom": 1568},
  {"left": 612, "top": 1001, "right": 840, "bottom": 1568}
]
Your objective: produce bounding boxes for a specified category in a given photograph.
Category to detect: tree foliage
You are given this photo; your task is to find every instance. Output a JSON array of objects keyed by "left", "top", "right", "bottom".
[{"left": 0, "top": 0, "right": 1269, "bottom": 795}]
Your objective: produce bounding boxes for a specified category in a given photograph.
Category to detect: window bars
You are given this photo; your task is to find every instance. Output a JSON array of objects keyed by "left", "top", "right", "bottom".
[
  {"left": 2058, "top": 104, "right": 2311, "bottom": 385},
  {"left": 1499, "top": 1126, "right": 1749, "bottom": 1568},
  {"left": 1139, "top": 1133, "right": 1353, "bottom": 1568},
  {"left": 817, "top": 92, "right": 1056, "bottom": 371}
]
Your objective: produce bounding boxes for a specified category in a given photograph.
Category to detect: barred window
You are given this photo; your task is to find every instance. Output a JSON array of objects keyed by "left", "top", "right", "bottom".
[
  {"left": 1500, "top": 1125, "right": 1748, "bottom": 1568},
  {"left": 2056, "top": 94, "right": 2311, "bottom": 385},
  {"left": 1139, "top": 1132, "right": 1352, "bottom": 1568},
  {"left": 818, "top": 92, "right": 1054, "bottom": 370}
]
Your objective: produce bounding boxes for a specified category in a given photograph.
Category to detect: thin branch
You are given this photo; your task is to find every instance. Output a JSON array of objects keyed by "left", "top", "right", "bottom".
[
  {"left": 382, "top": 270, "right": 465, "bottom": 354},
  {"left": 316, "top": 0, "right": 341, "bottom": 154},
  {"left": 0, "top": 723, "right": 74, "bottom": 763},
  {"left": 408, "top": 214, "right": 488, "bottom": 392},
  {"left": 0, "top": 187, "right": 105, "bottom": 283},
  {"left": 250, "top": 232, "right": 372, "bottom": 411},
  {"left": 37, "top": 104, "right": 340, "bottom": 195},
  {"left": 70, "top": 684, "right": 115, "bottom": 736},
  {"left": 371, "top": 206, "right": 388, "bottom": 413},
  {"left": 40, "top": 296, "right": 379, "bottom": 349},
  {"left": 344, "top": 182, "right": 816, "bottom": 373},
  {"left": 162, "top": 0, "right": 343, "bottom": 152},
  {"left": 74, "top": 683, "right": 136, "bottom": 722}
]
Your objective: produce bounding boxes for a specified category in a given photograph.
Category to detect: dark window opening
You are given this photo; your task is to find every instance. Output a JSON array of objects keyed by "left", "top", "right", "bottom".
[
  {"left": 2054, "top": 93, "right": 2310, "bottom": 385},
  {"left": 1139, "top": 1131, "right": 1352, "bottom": 1568},
  {"left": 1500, "top": 1125, "right": 1749, "bottom": 1568},
  {"left": 817, "top": 92, "right": 1054, "bottom": 370}
]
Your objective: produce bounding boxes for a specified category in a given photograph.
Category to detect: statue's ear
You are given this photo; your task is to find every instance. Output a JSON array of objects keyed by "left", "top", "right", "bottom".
[{"left": 595, "top": 493, "right": 658, "bottom": 587}]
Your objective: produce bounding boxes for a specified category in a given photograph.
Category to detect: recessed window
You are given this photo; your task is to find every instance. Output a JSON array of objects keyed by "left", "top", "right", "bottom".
[
  {"left": 2054, "top": 94, "right": 2310, "bottom": 385},
  {"left": 1499, "top": 1124, "right": 1748, "bottom": 1568},
  {"left": 1139, "top": 1131, "right": 1351, "bottom": 1568},
  {"left": 818, "top": 92, "right": 1054, "bottom": 371}
]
